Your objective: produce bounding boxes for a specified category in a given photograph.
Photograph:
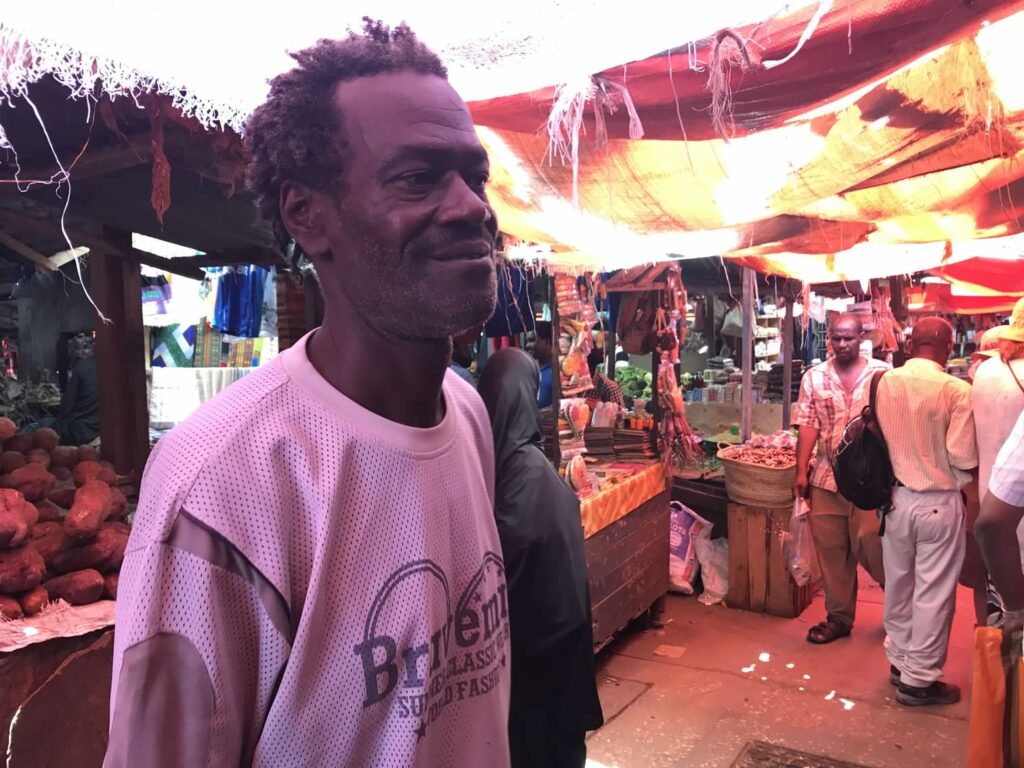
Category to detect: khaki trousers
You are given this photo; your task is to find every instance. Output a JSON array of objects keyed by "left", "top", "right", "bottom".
[
  {"left": 808, "top": 487, "right": 886, "bottom": 629},
  {"left": 883, "top": 487, "right": 965, "bottom": 688}
]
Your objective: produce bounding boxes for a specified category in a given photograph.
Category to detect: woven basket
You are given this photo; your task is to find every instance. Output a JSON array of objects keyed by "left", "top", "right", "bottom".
[{"left": 716, "top": 446, "right": 796, "bottom": 508}]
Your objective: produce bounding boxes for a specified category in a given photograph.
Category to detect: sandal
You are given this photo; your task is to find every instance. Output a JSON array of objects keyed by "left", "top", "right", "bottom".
[{"left": 807, "top": 619, "right": 852, "bottom": 645}]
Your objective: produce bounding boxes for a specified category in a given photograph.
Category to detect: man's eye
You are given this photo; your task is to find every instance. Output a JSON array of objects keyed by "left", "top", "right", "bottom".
[
  {"left": 399, "top": 171, "right": 438, "bottom": 188},
  {"left": 468, "top": 173, "right": 490, "bottom": 192}
]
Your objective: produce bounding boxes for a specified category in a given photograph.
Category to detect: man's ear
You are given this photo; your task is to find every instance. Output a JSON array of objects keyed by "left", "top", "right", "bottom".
[{"left": 280, "top": 182, "right": 331, "bottom": 260}]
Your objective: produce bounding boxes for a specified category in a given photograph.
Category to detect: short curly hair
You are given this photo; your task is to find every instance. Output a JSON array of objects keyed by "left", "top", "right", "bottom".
[{"left": 244, "top": 19, "right": 447, "bottom": 264}]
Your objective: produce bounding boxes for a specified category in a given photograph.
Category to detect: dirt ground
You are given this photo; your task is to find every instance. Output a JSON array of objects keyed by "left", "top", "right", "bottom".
[{"left": 585, "top": 576, "right": 975, "bottom": 767}]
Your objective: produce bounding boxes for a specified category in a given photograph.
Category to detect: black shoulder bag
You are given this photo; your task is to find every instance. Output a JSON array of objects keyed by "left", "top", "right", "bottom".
[{"left": 833, "top": 371, "right": 896, "bottom": 532}]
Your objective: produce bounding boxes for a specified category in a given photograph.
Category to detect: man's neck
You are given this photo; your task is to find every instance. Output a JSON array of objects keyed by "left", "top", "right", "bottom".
[
  {"left": 832, "top": 355, "right": 864, "bottom": 374},
  {"left": 307, "top": 308, "right": 450, "bottom": 429}
]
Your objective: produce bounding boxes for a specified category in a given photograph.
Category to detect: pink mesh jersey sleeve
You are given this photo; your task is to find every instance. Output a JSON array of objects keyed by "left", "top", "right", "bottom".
[{"left": 106, "top": 516, "right": 292, "bottom": 768}]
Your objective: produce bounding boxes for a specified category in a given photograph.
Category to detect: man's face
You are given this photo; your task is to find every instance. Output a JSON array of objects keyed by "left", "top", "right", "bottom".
[
  {"left": 829, "top": 320, "right": 863, "bottom": 365},
  {"left": 301, "top": 72, "right": 498, "bottom": 341}
]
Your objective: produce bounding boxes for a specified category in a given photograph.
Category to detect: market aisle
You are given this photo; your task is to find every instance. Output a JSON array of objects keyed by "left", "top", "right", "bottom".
[{"left": 585, "top": 577, "right": 974, "bottom": 767}]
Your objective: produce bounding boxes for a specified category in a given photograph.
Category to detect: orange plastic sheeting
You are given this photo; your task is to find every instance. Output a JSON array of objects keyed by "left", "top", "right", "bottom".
[{"left": 580, "top": 462, "right": 667, "bottom": 539}]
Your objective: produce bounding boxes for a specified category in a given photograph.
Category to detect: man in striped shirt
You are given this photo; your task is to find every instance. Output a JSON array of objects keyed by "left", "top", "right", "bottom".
[
  {"left": 793, "top": 315, "right": 889, "bottom": 645},
  {"left": 875, "top": 318, "right": 978, "bottom": 707}
]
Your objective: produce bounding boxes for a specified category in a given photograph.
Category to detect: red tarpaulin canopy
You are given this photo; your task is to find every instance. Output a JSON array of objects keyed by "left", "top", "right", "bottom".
[{"left": 469, "top": 0, "right": 1024, "bottom": 280}]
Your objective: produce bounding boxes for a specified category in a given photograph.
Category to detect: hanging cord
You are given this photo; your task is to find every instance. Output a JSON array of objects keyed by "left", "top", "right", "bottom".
[{"left": 21, "top": 92, "right": 110, "bottom": 324}]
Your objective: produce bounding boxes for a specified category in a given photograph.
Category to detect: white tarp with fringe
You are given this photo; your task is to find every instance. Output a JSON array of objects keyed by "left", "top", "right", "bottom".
[{"left": 0, "top": 1, "right": 806, "bottom": 132}]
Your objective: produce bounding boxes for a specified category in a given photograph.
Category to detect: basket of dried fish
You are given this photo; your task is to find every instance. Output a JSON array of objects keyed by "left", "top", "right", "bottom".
[{"left": 716, "top": 431, "right": 797, "bottom": 508}]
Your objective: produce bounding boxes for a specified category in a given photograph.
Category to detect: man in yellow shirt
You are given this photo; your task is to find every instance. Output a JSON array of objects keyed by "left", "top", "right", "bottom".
[{"left": 875, "top": 318, "right": 978, "bottom": 707}]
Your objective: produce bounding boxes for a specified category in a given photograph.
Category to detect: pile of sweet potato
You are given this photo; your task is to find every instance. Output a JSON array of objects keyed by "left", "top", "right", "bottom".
[{"left": 0, "top": 420, "right": 129, "bottom": 620}]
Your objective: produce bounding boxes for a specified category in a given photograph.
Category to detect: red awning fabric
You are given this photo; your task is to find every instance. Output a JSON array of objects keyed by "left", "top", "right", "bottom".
[
  {"left": 470, "top": 0, "right": 1024, "bottom": 142},
  {"left": 929, "top": 257, "right": 1024, "bottom": 297},
  {"left": 469, "top": 2, "right": 1024, "bottom": 281},
  {"left": 910, "top": 282, "right": 1022, "bottom": 314}
]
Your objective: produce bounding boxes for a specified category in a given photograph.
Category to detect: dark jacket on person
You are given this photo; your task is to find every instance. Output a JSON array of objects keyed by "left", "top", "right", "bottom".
[
  {"left": 479, "top": 349, "right": 603, "bottom": 768},
  {"left": 58, "top": 356, "right": 99, "bottom": 445}
]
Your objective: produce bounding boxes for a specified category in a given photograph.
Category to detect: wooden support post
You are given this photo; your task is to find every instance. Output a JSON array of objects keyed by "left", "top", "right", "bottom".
[
  {"left": 550, "top": 274, "right": 562, "bottom": 470},
  {"left": 93, "top": 228, "right": 150, "bottom": 480},
  {"left": 782, "top": 298, "right": 794, "bottom": 430},
  {"left": 741, "top": 268, "right": 754, "bottom": 442}
]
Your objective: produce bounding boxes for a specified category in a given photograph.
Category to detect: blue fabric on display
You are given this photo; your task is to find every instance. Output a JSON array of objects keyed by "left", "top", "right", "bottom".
[
  {"left": 213, "top": 266, "right": 267, "bottom": 337},
  {"left": 537, "top": 364, "right": 553, "bottom": 408}
]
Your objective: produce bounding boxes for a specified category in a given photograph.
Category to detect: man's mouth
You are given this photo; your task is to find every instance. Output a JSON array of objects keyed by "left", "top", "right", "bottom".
[{"left": 430, "top": 241, "right": 494, "bottom": 262}]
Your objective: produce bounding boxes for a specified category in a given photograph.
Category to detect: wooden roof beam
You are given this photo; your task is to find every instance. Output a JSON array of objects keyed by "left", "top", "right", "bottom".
[
  {"left": 0, "top": 228, "right": 55, "bottom": 271},
  {"left": 0, "top": 209, "right": 203, "bottom": 280}
]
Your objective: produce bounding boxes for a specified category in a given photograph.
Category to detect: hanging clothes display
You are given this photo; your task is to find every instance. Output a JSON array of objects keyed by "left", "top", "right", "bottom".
[
  {"left": 485, "top": 263, "right": 534, "bottom": 338},
  {"left": 213, "top": 265, "right": 267, "bottom": 337}
]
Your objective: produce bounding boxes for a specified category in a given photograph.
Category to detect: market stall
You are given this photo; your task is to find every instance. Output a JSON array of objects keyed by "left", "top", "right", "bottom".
[{"left": 543, "top": 272, "right": 679, "bottom": 648}]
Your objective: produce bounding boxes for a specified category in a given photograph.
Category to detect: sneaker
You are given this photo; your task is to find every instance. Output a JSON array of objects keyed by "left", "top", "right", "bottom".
[
  {"left": 889, "top": 666, "right": 900, "bottom": 686},
  {"left": 896, "top": 681, "right": 960, "bottom": 707}
]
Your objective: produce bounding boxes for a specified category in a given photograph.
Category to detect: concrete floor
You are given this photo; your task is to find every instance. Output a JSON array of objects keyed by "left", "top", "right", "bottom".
[{"left": 586, "top": 576, "right": 975, "bottom": 768}]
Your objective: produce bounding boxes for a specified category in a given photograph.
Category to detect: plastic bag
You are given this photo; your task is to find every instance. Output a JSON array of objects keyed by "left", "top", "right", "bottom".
[
  {"left": 669, "top": 501, "right": 711, "bottom": 595},
  {"left": 695, "top": 537, "right": 729, "bottom": 606},
  {"left": 784, "top": 498, "right": 820, "bottom": 587}
]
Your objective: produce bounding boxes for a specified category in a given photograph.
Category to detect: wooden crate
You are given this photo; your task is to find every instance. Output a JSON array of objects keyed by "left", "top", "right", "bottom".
[
  {"left": 727, "top": 503, "right": 818, "bottom": 618},
  {"left": 586, "top": 491, "right": 670, "bottom": 650}
]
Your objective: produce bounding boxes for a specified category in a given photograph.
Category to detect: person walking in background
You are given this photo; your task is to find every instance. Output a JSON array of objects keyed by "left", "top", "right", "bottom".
[
  {"left": 530, "top": 320, "right": 555, "bottom": 408},
  {"left": 450, "top": 324, "right": 484, "bottom": 388},
  {"left": 583, "top": 347, "right": 626, "bottom": 408},
  {"left": 479, "top": 349, "right": 604, "bottom": 768},
  {"left": 976, "top": 406, "right": 1024, "bottom": 631},
  {"left": 875, "top": 318, "right": 977, "bottom": 706},
  {"left": 968, "top": 300, "right": 1024, "bottom": 625},
  {"left": 793, "top": 315, "right": 889, "bottom": 645}
]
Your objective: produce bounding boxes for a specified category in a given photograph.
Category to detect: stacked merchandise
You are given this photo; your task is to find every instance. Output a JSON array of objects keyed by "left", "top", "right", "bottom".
[
  {"left": 195, "top": 323, "right": 279, "bottom": 368},
  {"left": 765, "top": 361, "right": 803, "bottom": 403},
  {"left": 584, "top": 427, "right": 615, "bottom": 460},
  {"left": 540, "top": 408, "right": 557, "bottom": 461},
  {"left": 614, "top": 428, "right": 660, "bottom": 461},
  {"left": 0, "top": 422, "right": 128, "bottom": 619}
]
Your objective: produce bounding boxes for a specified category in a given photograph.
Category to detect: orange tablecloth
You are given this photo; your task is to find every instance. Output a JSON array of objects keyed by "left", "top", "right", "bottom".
[{"left": 580, "top": 462, "right": 668, "bottom": 539}]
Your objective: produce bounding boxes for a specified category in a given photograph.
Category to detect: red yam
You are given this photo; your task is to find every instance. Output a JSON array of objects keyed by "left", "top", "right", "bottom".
[
  {"left": 4, "top": 434, "right": 32, "bottom": 455},
  {"left": 51, "top": 467, "right": 72, "bottom": 483},
  {"left": 49, "top": 447, "right": 78, "bottom": 469},
  {"left": 0, "top": 419, "right": 17, "bottom": 443},
  {"left": 64, "top": 481, "right": 113, "bottom": 542},
  {"left": 0, "top": 594, "right": 23, "bottom": 619},
  {"left": 48, "top": 487, "right": 77, "bottom": 509},
  {"left": 1, "top": 451, "right": 26, "bottom": 474},
  {"left": 44, "top": 568, "right": 104, "bottom": 605},
  {"left": 102, "top": 572, "right": 118, "bottom": 600},
  {"left": 30, "top": 521, "right": 69, "bottom": 565},
  {"left": 0, "top": 545, "right": 46, "bottom": 593},
  {"left": 27, "top": 449, "right": 51, "bottom": 469},
  {"left": 18, "top": 585, "right": 48, "bottom": 616},
  {"left": 73, "top": 461, "right": 115, "bottom": 488},
  {"left": 108, "top": 487, "right": 128, "bottom": 521},
  {"left": 76, "top": 446, "right": 100, "bottom": 464},
  {"left": 31, "top": 428, "right": 60, "bottom": 452},
  {"left": 51, "top": 524, "right": 128, "bottom": 573},
  {"left": 35, "top": 499, "right": 62, "bottom": 522},
  {"left": 0, "top": 490, "right": 39, "bottom": 549},
  {"left": 9, "top": 464, "right": 56, "bottom": 502}
]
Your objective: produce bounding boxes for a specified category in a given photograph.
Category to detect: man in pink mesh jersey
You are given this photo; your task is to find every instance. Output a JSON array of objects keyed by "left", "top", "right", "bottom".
[{"left": 105, "top": 21, "right": 510, "bottom": 768}]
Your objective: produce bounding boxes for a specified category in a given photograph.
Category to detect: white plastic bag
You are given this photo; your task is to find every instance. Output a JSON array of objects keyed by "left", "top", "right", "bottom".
[
  {"left": 669, "top": 501, "right": 711, "bottom": 595},
  {"left": 695, "top": 537, "right": 729, "bottom": 606},
  {"left": 784, "top": 497, "right": 820, "bottom": 587}
]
